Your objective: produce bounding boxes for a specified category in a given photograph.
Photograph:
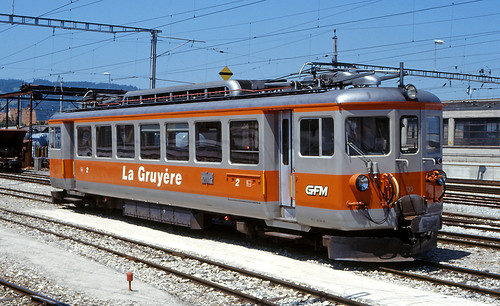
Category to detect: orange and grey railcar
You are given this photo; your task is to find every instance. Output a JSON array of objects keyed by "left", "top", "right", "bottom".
[{"left": 48, "top": 75, "right": 445, "bottom": 261}]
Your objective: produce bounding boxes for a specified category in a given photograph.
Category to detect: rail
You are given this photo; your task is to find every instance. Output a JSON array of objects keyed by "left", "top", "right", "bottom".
[{"left": 0, "top": 276, "right": 69, "bottom": 305}]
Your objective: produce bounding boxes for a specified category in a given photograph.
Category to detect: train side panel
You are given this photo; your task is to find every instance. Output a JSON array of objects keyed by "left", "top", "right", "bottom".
[{"left": 48, "top": 85, "right": 444, "bottom": 261}]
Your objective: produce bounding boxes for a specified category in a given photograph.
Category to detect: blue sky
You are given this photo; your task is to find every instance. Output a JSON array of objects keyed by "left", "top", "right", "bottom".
[{"left": 0, "top": 0, "right": 499, "bottom": 100}]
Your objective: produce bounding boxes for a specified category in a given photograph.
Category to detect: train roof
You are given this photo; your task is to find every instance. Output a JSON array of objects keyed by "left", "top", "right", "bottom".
[{"left": 50, "top": 85, "right": 441, "bottom": 121}]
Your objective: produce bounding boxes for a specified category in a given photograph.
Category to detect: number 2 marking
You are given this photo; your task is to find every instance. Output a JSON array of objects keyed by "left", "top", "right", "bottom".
[{"left": 235, "top": 178, "right": 240, "bottom": 187}]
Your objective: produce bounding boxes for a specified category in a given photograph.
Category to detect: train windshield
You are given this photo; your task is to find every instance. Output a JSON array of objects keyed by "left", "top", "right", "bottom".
[
  {"left": 49, "top": 126, "right": 61, "bottom": 149},
  {"left": 346, "top": 117, "right": 390, "bottom": 155},
  {"left": 401, "top": 116, "right": 418, "bottom": 154},
  {"left": 426, "top": 116, "right": 441, "bottom": 154}
]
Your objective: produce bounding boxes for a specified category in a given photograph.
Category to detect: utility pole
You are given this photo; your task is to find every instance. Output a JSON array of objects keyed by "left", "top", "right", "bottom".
[
  {"left": 150, "top": 31, "right": 158, "bottom": 89},
  {"left": 332, "top": 29, "right": 338, "bottom": 63}
]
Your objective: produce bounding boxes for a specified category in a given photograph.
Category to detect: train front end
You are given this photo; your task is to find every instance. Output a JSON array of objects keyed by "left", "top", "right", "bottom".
[
  {"left": 318, "top": 86, "right": 444, "bottom": 261},
  {"left": 287, "top": 80, "right": 444, "bottom": 261}
]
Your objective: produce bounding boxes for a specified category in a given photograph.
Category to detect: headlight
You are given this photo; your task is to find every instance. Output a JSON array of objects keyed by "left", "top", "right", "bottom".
[
  {"left": 404, "top": 84, "right": 418, "bottom": 100},
  {"left": 355, "top": 175, "right": 370, "bottom": 191}
]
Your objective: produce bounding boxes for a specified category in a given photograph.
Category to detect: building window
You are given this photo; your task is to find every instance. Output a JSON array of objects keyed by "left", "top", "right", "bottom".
[
  {"left": 300, "top": 118, "right": 334, "bottom": 156},
  {"left": 49, "top": 126, "right": 61, "bottom": 149},
  {"left": 196, "top": 121, "right": 221, "bottom": 162},
  {"left": 346, "top": 117, "right": 390, "bottom": 155},
  {"left": 166, "top": 122, "right": 189, "bottom": 161},
  {"left": 96, "top": 125, "right": 112, "bottom": 158},
  {"left": 454, "top": 118, "right": 500, "bottom": 146},
  {"left": 230, "top": 120, "right": 259, "bottom": 164},
  {"left": 427, "top": 116, "right": 441, "bottom": 154},
  {"left": 77, "top": 126, "right": 92, "bottom": 157},
  {"left": 400, "top": 116, "right": 418, "bottom": 154},
  {"left": 117, "top": 124, "right": 135, "bottom": 159},
  {"left": 140, "top": 124, "right": 160, "bottom": 160}
]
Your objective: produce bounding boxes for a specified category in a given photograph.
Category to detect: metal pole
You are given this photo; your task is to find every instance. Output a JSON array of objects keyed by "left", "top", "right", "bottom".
[
  {"left": 29, "top": 94, "right": 33, "bottom": 157},
  {"left": 434, "top": 43, "right": 437, "bottom": 71},
  {"left": 5, "top": 99, "right": 8, "bottom": 128},
  {"left": 150, "top": 31, "right": 158, "bottom": 89},
  {"left": 16, "top": 96, "right": 20, "bottom": 128},
  {"left": 60, "top": 77, "right": 64, "bottom": 112},
  {"left": 399, "top": 62, "right": 404, "bottom": 87},
  {"left": 332, "top": 29, "right": 338, "bottom": 64}
]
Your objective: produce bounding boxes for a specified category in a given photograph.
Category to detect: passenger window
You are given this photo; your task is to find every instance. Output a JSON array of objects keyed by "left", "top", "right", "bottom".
[
  {"left": 96, "top": 125, "right": 112, "bottom": 158},
  {"left": 400, "top": 116, "right": 418, "bottom": 154},
  {"left": 166, "top": 122, "right": 189, "bottom": 161},
  {"left": 346, "top": 117, "right": 390, "bottom": 155},
  {"left": 116, "top": 124, "right": 135, "bottom": 159},
  {"left": 140, "top": 124, "right": 160, "bottom": 160},
  {"left": 77, "top": 126, "right": 92, "bottom": 157},
  {"left": 427, "top": 116, "right": 441, "bottom": 154},
  {"left": 49, "top": 126, "right": 61, "bottom": 149},
  {"left": 300, "top": 118, "right": 334, "bottom": 156},
  {"left": 195, "top": 121, "right": 222, "bottom": 162},
  {"left": 230, "top": 120, "right": 259, "bottom": 164}
]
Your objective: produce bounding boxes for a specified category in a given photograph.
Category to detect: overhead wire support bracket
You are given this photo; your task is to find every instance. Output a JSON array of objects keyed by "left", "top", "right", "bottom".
[
  {"left": 325, "top": 61, "right": 500, "bottom": 85},
  {"left": 0, "top": 13, "right": 162, "bottom": 89},
  {"left": 1, "top": 13, "right": 159, "bottom": 34}
]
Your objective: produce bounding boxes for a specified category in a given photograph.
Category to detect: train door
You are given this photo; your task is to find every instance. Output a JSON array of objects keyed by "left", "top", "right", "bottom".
[
  {"left": 279, "top": 111, "right": 295, "bottom": 219},
  {"left": 398, "top": 111, "right": 422, "bottom": 195}
]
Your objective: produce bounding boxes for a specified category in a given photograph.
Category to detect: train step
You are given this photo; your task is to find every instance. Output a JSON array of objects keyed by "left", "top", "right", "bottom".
[
  {"left": 264, "top": 231, "right": 302, "bottom": 240},
  {"left": 63, "top": 197, "right": 83, "bottom": 204}
]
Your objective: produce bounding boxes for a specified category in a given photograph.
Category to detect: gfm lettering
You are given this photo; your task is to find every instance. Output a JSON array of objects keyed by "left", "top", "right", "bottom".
[{"left": 305, "top": 185, "right": 328, "bottom": 197}]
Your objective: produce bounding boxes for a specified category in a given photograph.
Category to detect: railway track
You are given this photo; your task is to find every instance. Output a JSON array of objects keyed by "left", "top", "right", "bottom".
[
  {"left": 0, "top": 277, "right": 69, "bottom": 305},
  {"left": 445, "top": 178, "right": 500, "bottom": 208},
  {"left": 376, "top": 260, "right": 500, "bottom": 298},
  {"left": 442, "top": 212, "right": 500, "bottom": 233},
  {"left": 0, "top": 186, "right": 52, "bottom": 203},
  {"left": 0, "top": 208, "right": 366, "bottom": 306},
  {"left": 438, "top": 231, "right": 500, "bottom": 250},
  {"left": 0, "top": 171, "right": 50, "bottom": 185},
  {"left": 446, "top": 178, "right": 500, "bottom": 195}
]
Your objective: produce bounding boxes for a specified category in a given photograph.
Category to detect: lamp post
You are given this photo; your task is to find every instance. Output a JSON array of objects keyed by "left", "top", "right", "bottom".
[
  {"left": 434, "top": 39, "right": 444, "bottom": 71},
  {"left": 103, "top": 72, "right": 111, "bottom": 89}
]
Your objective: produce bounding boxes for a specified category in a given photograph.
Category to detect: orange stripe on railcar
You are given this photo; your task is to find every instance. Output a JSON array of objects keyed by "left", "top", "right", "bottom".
[
  {"left": 50, "top": 158, "right": 74, "bottom": 179},
  {"left": 294, "top": 172, "right": 427, "bottom": 210},
  {"left": 73, "top": 160, "right": 279, "bottom": 202}
]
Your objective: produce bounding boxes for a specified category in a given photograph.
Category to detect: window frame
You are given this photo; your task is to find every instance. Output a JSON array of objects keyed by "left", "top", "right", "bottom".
[
  {"left": 229, "top": 120, "right": 259, "bottom": 164},
  {"left": 76, "top": 125, "right": 92, "bottom": 157},
  {"left": 299, "top": 117, "right": 334, "bottom": 157},
  {"left": 166, "top": 122, "right": 190, "bottom": 161},
  {"left": 116, "top": 124, "right": 135, "bottom": 159},
  {"left": 345, "top": 116, "right": 391, "bottom": 156},
  {"left": 454, "top": 118, "right": 500, "bottom": 147},
  {"left": 426, "top": 115, "right": 441, "bottom": 154},
  {"left": 49, "top": 126, "right": 61, "bottom": 149},
  {"left": 195, "top": 121, "right": 222, "bottom": 163},
  {"left": 95, "top": 125, "right": 113, "bottom": 158},
  {"left": 140, "top": 123, "right": 161, "bottom": 160},
  {"left": 400, "top": 116, "right": 419, "bottom": 154}
]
